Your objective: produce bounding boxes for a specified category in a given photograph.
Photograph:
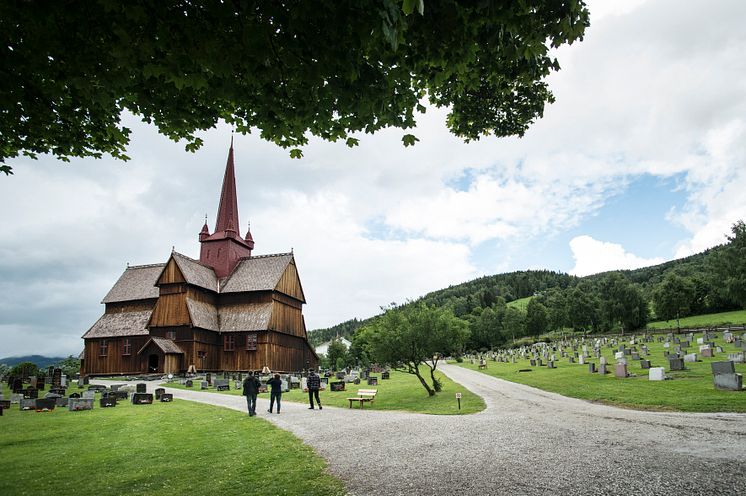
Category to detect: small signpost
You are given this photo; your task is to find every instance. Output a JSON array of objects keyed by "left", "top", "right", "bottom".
[{"left": 456, "top": 392, "right": 462, "bottom": 410}]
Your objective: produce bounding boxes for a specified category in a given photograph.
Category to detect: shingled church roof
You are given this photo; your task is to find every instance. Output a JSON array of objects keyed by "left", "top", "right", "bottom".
[
  {"left": 101, "top": 264, "right": 165, "bottom": 303},
  {"left": 82, "top": 310, "right": 152, "bottom": 338},
  {"left": 221, "top": 253, "right": 294, "bottom": 293},
  {"left": 172, "top": 251, "right": 219, "bottom": 292}
]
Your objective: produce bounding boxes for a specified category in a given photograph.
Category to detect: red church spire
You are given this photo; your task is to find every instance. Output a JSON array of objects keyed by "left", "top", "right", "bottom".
[
  {"left": 215, "top": 142, "right": 240, "bottom": 237},
  {"left": 198, "top": 141, "right": 255, "bottom": 278}
]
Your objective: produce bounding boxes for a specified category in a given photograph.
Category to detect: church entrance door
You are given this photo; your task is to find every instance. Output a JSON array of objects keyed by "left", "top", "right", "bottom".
[{"left": 148, "top": 354, "right": 159, "bottom": 372}]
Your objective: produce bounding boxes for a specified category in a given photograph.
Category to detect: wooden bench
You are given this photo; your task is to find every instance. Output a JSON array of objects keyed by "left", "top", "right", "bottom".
[{"left": 347, "top": 389, "right": 377, "bottom": 409}]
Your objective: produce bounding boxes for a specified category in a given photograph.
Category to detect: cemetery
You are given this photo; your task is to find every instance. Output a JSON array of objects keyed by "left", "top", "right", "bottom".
[
  {"left": 456, "top": 329, "right": 746, "bottom": 412},
  {"left": 159, "top": 366, "right": 485, "bottom": 415}
]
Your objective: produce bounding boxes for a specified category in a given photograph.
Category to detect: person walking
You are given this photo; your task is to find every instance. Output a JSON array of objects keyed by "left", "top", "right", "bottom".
[
  {"left": 242, "top": 371, "right": 261, "bottom": 416},
  {"left": 267, "top": 373, "right": 283, "bottom": 414},
  {"left": 307, "top": 370, "right": 322, "bottom": 410}
]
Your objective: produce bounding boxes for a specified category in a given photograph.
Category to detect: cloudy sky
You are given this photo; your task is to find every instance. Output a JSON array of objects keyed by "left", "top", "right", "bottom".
[{"left": 2, "top": 0, "right": 746, "bottom": 358}]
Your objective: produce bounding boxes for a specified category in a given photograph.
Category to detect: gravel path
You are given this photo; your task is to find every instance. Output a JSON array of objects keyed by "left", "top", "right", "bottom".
[{"left": 99, "top": 365, "right": 746, "bottom": 495}]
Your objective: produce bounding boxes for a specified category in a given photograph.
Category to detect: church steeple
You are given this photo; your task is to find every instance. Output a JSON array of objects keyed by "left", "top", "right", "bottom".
[
  {"left": 214, "top": 142, "right": 240, "bottom": 237},
  {"left": 198, "top": 142, "right": 254, "bottom": 278}
]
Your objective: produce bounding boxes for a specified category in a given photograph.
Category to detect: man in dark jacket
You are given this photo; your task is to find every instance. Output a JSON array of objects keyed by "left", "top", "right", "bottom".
[
  {"left": 242, "top": 371, "right": 261, "bottom": 416},
  {"left": 267, "top": 374, "right": 283, "bottom": 414},
  {"left": 307, "top": 370, "right": 322, "bottom": 410}
]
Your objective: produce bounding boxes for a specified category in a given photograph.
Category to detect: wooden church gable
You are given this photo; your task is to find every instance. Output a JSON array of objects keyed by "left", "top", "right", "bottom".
[
  {"left": 275, "top": 259, "right": 306, "bottom": 303},
  {"left": 157, "top": 257, "right": 187, "bottom": 285}
]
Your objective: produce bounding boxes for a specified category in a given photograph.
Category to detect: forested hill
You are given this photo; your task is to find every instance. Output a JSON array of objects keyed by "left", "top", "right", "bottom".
[{"left": 309, "top": 234, "right": 741, "bottom": 347}]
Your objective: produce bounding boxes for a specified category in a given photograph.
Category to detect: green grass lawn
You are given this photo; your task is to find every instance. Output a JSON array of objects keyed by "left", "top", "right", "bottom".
[
  {"left": 0, "top": 394, "right": 344, "bottom": 496},
  {"left": 455, "top": 331, "right": 746, "bottom": 412},
  {"left": 646, "top": 309, "right": 746, "bottom": 329},
  {"left": 507, "top": 296, "right": 532, "bottom": 311},
  {"left": 162, "top": 368, "right": 485, "bottom": 415}
]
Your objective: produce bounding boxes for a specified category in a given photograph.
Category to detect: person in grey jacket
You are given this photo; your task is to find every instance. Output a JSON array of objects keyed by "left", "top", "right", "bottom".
[{"left": 242, "top": 371, "right": 261, "bottom": 416}]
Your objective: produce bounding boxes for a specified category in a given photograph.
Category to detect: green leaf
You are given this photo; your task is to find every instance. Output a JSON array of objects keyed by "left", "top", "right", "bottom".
[
  {"left": 345, "top": 137, "right": 360, "bottom": 148},
  {"left": 0, "top": 164, "right": 14, "bottom": 176},
  {"left": 402, "top": 134, "right": 419, "bottom": 147},
  {"left": 402, "top": 0, "right": 416, "bottom": 15},
  {"left": 289, "top": 148, "right": 304, "bottom": 159}
]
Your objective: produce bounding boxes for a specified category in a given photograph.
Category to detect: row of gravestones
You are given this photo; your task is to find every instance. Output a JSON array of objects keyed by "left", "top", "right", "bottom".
[{"left": 0, "top": 383, "right": 174, "bottom": 415}]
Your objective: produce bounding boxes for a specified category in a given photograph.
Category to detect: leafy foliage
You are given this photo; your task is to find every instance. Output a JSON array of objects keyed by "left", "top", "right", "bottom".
[
  {"left": 0, "top": 1, "right": 590, "bottom": 173},
  {"left": 360, "top": 304, "right": 468, "bottom": 395},
  {"left": 712, "top": 220, "right": 746, "bottom": 309},
  {"left": 8, "top": 361, "right": 39, "bottom": 379},
  {"left": 55, "top": 355, "right": 81, "bottom": 378}
]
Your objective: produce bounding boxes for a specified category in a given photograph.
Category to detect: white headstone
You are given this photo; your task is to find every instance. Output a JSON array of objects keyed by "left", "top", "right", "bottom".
[
  {"left": 614, "top": 351, "right": 624, "bottom": 360},
  {"left": 649, "top": 367, "right": 666, "bottom": 381},
  {"left": 697, "top": 337, "right": 704, "bottom": 345},
  {"left": 684, "top": 353, "right": 698, "bottom": 363},
  {"left": 301, "top": 377, "right": 308, "bottom": 390},
  {"left": 600, "top": 356, "right": 607, "bottom": 366},
  {"left": 579, "top": 356, "right": 586, "bottom": 365},
  {"left": 663, "top": 342, "right": 670, "bottom": 348}
]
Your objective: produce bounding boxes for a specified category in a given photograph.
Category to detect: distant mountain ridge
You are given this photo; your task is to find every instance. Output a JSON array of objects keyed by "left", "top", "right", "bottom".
[
  {"left": 0, "top": 355, "right": 66, "bottom": 368},
  {"left": 309, "top": 243, "right": 728, "bottom": 346}
]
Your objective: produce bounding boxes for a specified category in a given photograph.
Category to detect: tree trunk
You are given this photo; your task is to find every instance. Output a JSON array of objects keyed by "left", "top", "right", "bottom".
[
  {"left": 409, "top": 363, "right": 435, "bottom": 396},
  {"left": 427, "top": 359, "right": 442, "bottom": 392}
]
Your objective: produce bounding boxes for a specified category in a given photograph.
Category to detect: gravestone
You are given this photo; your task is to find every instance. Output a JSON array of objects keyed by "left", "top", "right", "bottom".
[
  {"left": 668, "top": 357, "right": 685, "bottom": 371},
  {"left": 615, "top": 363, "right": 628, "bottom": 378},
  {"left": 614, "top": 351, "right": 624, "bottom": 360},
  {"left": 115, "top": 391, "right": 129, "bottom": 400},
  {"left": 155, "top": 388, "right": 166, "bottom": 400},
  {"left": 52, "top": 368, "right": 62, "bottom": 388},
  {"left": 599, "top": 356, "right": 607, "bottom": 366},
  {"left": 711, "top": 360, "right": 743, "bottom": 391},
  {"left": 367, "top": 376, "right": 379, "bottom": 386},
  {"left": 185, "top": 380, "right": 193, "bottom": 387},
  {"left": 69, "top": 392, "right": 81, "bottom": 399},
  {"left": 702, "top": 348, "right": 714, "bottom": 358},
  {"left": 214, "top": 380, "right": 229, "bottom": 391},
  {"left": 68, "top": 398, "right": 94, "bottom": 411},
  {"left": 684, "top": 353, "right": 698, "bottom": 363},
  {"left": 568, "top": 357, "right": 575, "bottom": 364},
  {"left": 381, "top": 371, "right": 391, "bottom": 380},
  {"left": 20, "top": 398, "right": 36, "bottom": 411},
  {"left": 55, "top": 396, "right": 69, "bottom": 408},
  {"left": 201, "top": 381, "right": 208, "bottom": 390},
  {"left": 598, "top": 364, "right": 608, "bottom": 375},
  {"left": 335, "top": 371, "right": 346, "bottom": 380},
  {"left": 578, "top": 356, "right": 585, "bottom": 365},
  {"left": 82, "top": 391, "right": 96, "bottom": 400},
  {"left": 530, "top": 359, "right": 536, "bottom": 366},
  {"left": 0, "top": 400, "right": 10, "bottom": 409},
  {"left": 82, "top": 376, "right": 90, "bottom": 385},
  {"left": 649, "top": 367, "right": 666, "bottom": 381},
  {"left": 727, "top": 353, "right": 744, "bottom": 363},
  {"left": 132, "top": 393, "right": 154, "bottom": 404},
  {"left": 711, "top": 361, "right": 735, "bottom": 375},
  {"left": 547, "top": 361, "right": 555, "bottom": 369},
  {"left": 100, "top": 396, "right": 117, "bottom": 408},
  {"left": 24, "top": 387, "right": 38, "bottom": 399},
  {"left": 160, "top": 393, "right": 173, "bottom": 402},
  {"left": 12, "top": 378, "right": 23, "bottom": 393},
  {"left": 631, "top": 352, "right": 640, "bottom": 361},
  {"left": 330, "top": 381, "right": 345, "bottom": 392},
  {"left": 640, "top": 360, "right": 651, "bottom": 370},
  {"left": 136, "top": 383, "right": 147, "bottom": 393},
  {"left": 35, "top": 398, "right": 56, "bottom": 411},
  {"left": 206, "top": 373, "right": 212, "bottom": 385},
  {"left": 588, "top": 363, "right": 596, "bottom": 373}
]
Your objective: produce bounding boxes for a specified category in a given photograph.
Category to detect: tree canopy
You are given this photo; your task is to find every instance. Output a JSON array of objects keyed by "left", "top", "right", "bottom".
[{"left": 0, "top": 0, "right": 590, "bottom": 174}]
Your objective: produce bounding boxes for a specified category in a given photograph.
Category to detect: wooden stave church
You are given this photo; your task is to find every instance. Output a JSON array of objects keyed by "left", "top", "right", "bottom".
[{"left": 81, "top": 145, "right": 318, "bottom": 376}]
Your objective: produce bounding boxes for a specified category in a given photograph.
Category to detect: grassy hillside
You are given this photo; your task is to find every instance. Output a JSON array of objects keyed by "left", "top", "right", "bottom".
[
  {"left": 507, "top": 296, "right": 533, "bottom": 311},
  {"left": 646, "top": 309, "right": 746, "bottom": 329}
]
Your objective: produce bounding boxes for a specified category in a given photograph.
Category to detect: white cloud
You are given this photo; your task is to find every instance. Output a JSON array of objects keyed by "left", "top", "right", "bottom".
[{"left": 569, "top": 235, "right": 665, "bottom": 276}]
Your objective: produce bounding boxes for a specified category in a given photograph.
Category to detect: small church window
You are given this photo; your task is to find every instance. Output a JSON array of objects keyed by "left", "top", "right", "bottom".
[
  {"left": 224, "top": 335, "right": 235, "bottom": 351},
  {"left": 167, "top": 330, "right": 176, "bottom": 340},
  {"left": 246, "top": 333, "right": 257, "bottom": 351},
  {"left": 99, "top": 340, "right": 108, "bottom": 357},
  {"left": 122, "top": 338, "right": 131, "bottom": 355}
]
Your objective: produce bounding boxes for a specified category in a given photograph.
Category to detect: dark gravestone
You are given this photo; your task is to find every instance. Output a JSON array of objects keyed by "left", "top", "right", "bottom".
[
  {"left": 24, "top": 387, "right": 38, "bottom": 399},
  {"left": 12, "top": 378, "right": 23, "bottom": 393},
  {"left": 530, "top": 359, "right": 536, "bottom": 366},
  {"left": 160, "top": 393, "right": 174, "bottom": 402},
  {"left": 381, "top": 371, "right": 390, "bottom": 380},
  {"left": 35, "top": 398, "right": 56, "bottom": 411},
  {"left": 69, "top": 392, "right": 81, "bottom": 399},
  {"left": 290, "top": 381, "right": 300, "bottom": 389},
  {"left": 353, "top": 377, "right": 361, "bottom": 385},
  {"left": 115, "top": 391, "right": 129, "bottom": 400},
  {"left": 154, "top": 388, "right": 166, "bottom": 400},
  {"left": 185, "top": 380, "right": 193, "bottom": 388},
  {"left": 547, "top": 361, "right": 555, "bottom": 369},
  {"left": 668, "top": 358, "right": 685, "bottom": 371},
  {"left": 100, "top": 396, "right": 117, "bottom": 408},
  {"left": 36, "top": 382, "right": 45, "bottom": 391},
  {"left": 82, "top": 376, "right": 90, "bottom": 385},
  {"left": 330, "top": 381, "right": 346, "bottom": 392},
  {"left": 335, "top": 371, "right": 346, "bottom": 380},
  {"left": 640, "top": 360, "right": 651, "bottom": 370},
  {"left": 711, "top": 361, "right": 736, "bottom": 375},
  {"left": 132, "top": 393, "right": 154, "bottom": 405},
  {"left": 206, "top": 373, "right": 212, "bottom": 385},
  {"left": 214, "top": 380, "right": 229, "bottom": 391},
  {"left": 200, "top": 381, "right": 209, "bottom": 390},
  {"left": 367, "top": 376, "right": 378, "bottom": 386},
  {"left": 29, "top": 376, "right": 38, "bottom": 388},
  {"left": 52, "top": 368, "right": 62, "bottom": 388},
  {"left": 631, "top": 353, "right": 640, "bottom": 361},
  {"left": 0, "top": 400, "right": 11, "bottom": 409},
  {"left": 20, "top": 398, "right": 37, "bottom": 411},
  {"left": 598, "top": 364, "right": 608, "bottom": 375},
  {"left": 55, "top": 396, "right": 69, "bottom": 408},
  {"left": 588, "top": 363, "right": 596, "bottom": 373},
  {"left": 136, "top": 383, "right": 147, "bottom": 394}
]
